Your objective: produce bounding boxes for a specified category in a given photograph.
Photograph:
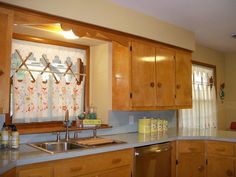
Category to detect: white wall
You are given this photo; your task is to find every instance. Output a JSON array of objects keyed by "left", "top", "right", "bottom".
[
  {"left": 90, "top": 43, "right": 112, "bottom": 124},
  {"left": 224, "top": 53, "right": 236, "bottom": 129},
  {"left": 0, "top": 0, "right": 195, "bottom": 51}
]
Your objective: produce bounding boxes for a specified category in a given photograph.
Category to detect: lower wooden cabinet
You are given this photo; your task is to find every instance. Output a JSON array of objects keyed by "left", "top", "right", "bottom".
[
  {"left": 11, "top": 148, "right": 133, "bottom": 177},
  {"left": 206, "top": 141, "right": 235, "bottom": 177},
  {"left": 207, "top": 156, "right": 234, "bottom": 177},
  {"left": 80, "top": 166, "right": 131, "bottom": 177},
  {"left": 176, "top": 140, "right": 206, "bottom": 177}
]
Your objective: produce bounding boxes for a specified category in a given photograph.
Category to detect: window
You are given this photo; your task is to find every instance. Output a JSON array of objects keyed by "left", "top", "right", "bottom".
[
  {"left": 10, "top": 38, "right": 87, "bottom": 123},
  {"left": 179, "top": 62, "right": 217, "bottom": 129}
]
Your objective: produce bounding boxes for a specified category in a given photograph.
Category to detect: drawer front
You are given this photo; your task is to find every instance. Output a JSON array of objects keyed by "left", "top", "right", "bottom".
[
  {"left": 18, "top": 166, "right": 52, "bottom": 177},
  {"left": 207, "top": 141, "right": 235, "bottom": 156},
  {"left": 178, "top": 140, "right": 205, "bottom": 153},
  {"left": 54, "top": 148, "right": 133, "bottom": 177}
]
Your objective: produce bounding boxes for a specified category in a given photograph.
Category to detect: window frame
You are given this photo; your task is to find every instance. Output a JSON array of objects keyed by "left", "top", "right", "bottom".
[{"left": 6, "top": 33, "right": 90, "bottom": 134}]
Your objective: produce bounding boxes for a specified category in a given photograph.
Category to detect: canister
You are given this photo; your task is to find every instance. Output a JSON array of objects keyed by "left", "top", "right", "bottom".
[
  {"left": 157, "top": 119, "right": 163, "bottom": 132},
  {"left": 163, "top": 120, "right": 168, "bottom": 131},
  {"left": 150, "top": 118, "right": 158, "bottom": 133},
  {"left": 138, "top": 117, "right": 151, "bottom": 134}
]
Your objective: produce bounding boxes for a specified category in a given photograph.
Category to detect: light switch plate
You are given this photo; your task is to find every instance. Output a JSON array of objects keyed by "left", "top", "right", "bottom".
[{"left": 128, "top": 115, "right": 134, "bottom": 125}]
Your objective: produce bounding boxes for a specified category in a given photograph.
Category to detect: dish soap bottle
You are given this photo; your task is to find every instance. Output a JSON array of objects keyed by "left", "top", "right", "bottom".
[
  {"left": 11, "top": 125, "right": 19, "bottom": 149},
  {"left": 1, "top": 123, "right": 9, "bottom": 149}
]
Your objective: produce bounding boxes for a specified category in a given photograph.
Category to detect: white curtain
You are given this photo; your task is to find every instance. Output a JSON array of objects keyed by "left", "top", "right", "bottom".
[{"left": 179, "top": 65, "right": 217, "bottom": 129}]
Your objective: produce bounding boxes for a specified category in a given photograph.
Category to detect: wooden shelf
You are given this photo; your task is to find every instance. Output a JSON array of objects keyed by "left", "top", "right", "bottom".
[{"left": 17, "top": 124, "right": 112, "bottom": 135}]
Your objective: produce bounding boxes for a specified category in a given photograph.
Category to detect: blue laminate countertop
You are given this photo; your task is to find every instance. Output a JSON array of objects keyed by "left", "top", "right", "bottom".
[{"left": 1, "top": 128, "right": 236, "bottom": 175}]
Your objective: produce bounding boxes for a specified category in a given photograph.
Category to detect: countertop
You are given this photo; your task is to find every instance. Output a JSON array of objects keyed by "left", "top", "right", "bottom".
[{"left": 1, "top": 128, "right": 236, "bottom": 175}]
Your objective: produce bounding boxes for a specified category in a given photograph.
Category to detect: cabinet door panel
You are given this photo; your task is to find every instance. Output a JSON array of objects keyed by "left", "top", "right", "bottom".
[
  {"left": 175, "top": 51, "right": 192, "bottom": 107},
  {"left": 0, "top": 7, "right": 13, "bottom": 113},
  {"left": 156, "top": 47, "right": 175, "bottom": 106},
  {"left": 131, "top": 41, "right": 156, "bottom": 107},
  {"left": 178, "top": 153, "right": 205, "bottom": 177},
  {"left": 207, "top": 156, "right": 235, "bottom": 177},
  {"left": 112, "top": 41, "right": 130, "bottom": 110}
]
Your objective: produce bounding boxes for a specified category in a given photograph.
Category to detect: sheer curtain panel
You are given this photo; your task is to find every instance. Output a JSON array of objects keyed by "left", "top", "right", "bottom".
[{"left": 179, "top": 64, "right": 217, "bottom": 129}]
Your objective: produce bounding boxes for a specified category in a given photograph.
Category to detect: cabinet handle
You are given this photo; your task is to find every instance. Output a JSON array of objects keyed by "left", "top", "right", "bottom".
[
  {"left": 0, "top": 70, "right": 3, "bottom": 76},
  {"left": 70, "top": 166, "right": 83, "bottom": 172},
  {"left": 157, "top": 82, "right": 162, "bottom": 88},
  {"left": 176, "top": 84, "right": 181, "bottom": 89},
  {"left": 226, "top": 169, "right": 233, "bottom": 176},
  {"left": 215, "top": 148, "right": 225, "bottom": 152},
  {"left": 198, "top": 165, "right": 204, "bottom": 172},
  {"left": 150, "top": 82, "right": 155, "bottom": 87},
  {"left": 112, "top": 158, "right": 122, "bottom": 164}
]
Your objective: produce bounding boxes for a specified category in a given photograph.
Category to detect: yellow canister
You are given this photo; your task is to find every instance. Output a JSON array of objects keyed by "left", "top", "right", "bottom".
[
  {"left": 157, "top": 119, "right": 163, "bottom": 132},
  {"left": 138, "top": 117, "right": 151, "bottom": 133},
  {"left": 150, "top": 118, "right": 158, "bottom": 133}
]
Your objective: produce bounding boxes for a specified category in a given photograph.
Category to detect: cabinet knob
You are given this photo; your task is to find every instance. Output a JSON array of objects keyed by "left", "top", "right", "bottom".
[
  {"left": 226, "top": 170, "right": 233, "bottom": 176},
  {"left": 157, "top": 82, "right": 162, "bottom": 88},
  {"left": 0, "top": 70, "right": 3, "bottom": 76},
  {"left": 150, "top": 82, "right": 155, "bottom": 87},
  {"left": 198, "top": 165, "right": 204, "bottom": 172},
  {"left": 176, "top": 84, "right": 181, "bottom": 89}
]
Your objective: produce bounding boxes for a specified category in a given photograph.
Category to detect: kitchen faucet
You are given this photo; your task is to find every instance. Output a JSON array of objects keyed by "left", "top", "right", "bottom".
[{"left": 64, "top": 110, "right": 70, "bottom": 141}]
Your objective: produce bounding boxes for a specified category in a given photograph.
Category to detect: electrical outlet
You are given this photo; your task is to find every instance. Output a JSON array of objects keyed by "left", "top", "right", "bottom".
[{"left": 128, "top": 115, "right": 134, "bottom": 125}]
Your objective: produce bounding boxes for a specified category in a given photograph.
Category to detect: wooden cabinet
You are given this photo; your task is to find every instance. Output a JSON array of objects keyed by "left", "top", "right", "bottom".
[
  {"left": 112, "top": 40, "right": 192, "bottom": 110},
  {"left": 175, "top": 51, "right": 192, "bottom": 107},
  {"left": 0, "top": 7, "right": 13, "bottom": 114},
  {"left": 80, "top": 166, "right": 131, "bottom": 177},
  {"left": 206, "top": 141, "right": 235, "bottom": 177},
  {"left": 16, "top": 163, "right": 53, "bottom": 177},
  {"left": 131, "top": 41, "right": 156, "bottom": 108},
  {"left": 177, "top": 140, "right": 206, "bottom": 177},
  {"left": 54, "top": 148, "right": 133, "bottom": 177}
]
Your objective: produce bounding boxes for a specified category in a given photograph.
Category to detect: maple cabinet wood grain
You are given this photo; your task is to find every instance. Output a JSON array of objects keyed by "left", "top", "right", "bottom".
[
  {"left": 175, "top": 50, "right": 192, "bottom": 107},
  {"left": 112, "top": 40, "right": 192, "bottom": 110},
  {"left": 131, "top": 41, "right": 156, "bottom": 108},
  {"left": 177, "top": 141, "right": 206, "bottom": 177},
  {"left": 0, "top": 7, "right": 13, "bottom": 114},
  {"left": 54, "top": 148, "right": 133, "bottom": 177},
  {"left": 206, "top": 141, "right": 235, "bottom": 177}
]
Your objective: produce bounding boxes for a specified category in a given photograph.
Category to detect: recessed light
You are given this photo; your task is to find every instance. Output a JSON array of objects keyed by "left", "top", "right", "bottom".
[{"left": 232, "top": 33, "right": 236, "bottom": 38}]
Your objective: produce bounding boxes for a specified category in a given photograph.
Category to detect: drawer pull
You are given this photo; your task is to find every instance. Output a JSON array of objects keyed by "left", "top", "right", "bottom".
[
  {"left": 0, "top": 70, "right": 3, "bottom": 76},
  {"left": 226, "top": 169, "right": 233, "bottom": 176},
  {"left": 198, "top": 165, "right": 204, "bottom": 172},
  {"left": 70, "top": 166, "right": 83, "bottom": 172},
  {"left": 112, "top": 158, "right": 122, "bottom": 164},
  {"left": 215, "top": 148, "right": 225, "bottom": 152},
  {"left": 188, "top": 147, "right": 196, "bottom": 151}
]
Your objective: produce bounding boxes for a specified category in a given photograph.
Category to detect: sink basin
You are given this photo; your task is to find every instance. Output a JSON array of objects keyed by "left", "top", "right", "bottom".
[{"left": 29, "top": 141, "right": 87, "bottom": 154}]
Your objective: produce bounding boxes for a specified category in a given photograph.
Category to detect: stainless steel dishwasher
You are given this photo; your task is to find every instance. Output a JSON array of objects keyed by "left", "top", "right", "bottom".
[{"left": 134, "top": 142, "right": 171, "bottom": 177}]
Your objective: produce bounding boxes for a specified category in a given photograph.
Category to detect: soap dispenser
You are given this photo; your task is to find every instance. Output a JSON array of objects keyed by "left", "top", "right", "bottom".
[{"left": 1, "top": 123, "right": 9, "bottom": 149}]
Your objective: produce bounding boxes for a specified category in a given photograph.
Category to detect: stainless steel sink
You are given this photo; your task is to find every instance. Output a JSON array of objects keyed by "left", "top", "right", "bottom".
[
  {"left": 29, "top": 141, "right": 88, "bottom": 154},
  {"left": 29, "top": 137, "right": 126, "bottom": 154}
]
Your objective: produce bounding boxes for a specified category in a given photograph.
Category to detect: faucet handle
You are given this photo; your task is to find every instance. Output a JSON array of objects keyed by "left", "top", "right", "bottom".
[{"left": 56, "top": 132, "right": 61, "bottom": 142}]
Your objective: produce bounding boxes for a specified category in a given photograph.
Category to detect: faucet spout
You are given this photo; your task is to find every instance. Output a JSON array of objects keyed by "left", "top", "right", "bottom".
[{"left": 65, "top": 110, "right": 70, "bottom": 141}]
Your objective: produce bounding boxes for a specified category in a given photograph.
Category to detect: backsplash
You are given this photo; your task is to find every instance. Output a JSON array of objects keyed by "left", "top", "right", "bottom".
[{"left": 19, "top": 110, "right": 177, "bottom": 144}]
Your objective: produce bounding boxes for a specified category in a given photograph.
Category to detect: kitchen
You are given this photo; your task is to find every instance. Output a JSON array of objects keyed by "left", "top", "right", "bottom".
[{"left": 0, "top": 0, "right": 236, "bottom": 177}]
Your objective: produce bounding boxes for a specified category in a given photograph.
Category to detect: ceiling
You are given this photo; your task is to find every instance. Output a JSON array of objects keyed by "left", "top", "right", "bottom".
[{"left": 111, "top": 0, "right": 236, "bottom": 53}]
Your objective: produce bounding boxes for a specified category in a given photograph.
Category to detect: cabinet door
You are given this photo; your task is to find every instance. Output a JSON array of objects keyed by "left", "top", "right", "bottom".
[
  {"left": 0, "top": 7, "right": 13, "bottom": 113},
  {"left": 156, "top": 46, "right": 175, "bottom": 106},
  {"left": 175, "top": 51, "right": 192, "bottom": 107},
  {"left": 177, "top": 153, "right": 205, "bottom": 177},
  {"left": 131, "top": 41, "right": 156, "bottom": 108},
  {"left": 207, "top": 156, "right": 235, "bottom": 177},
  {"left": 112, "top": 41, "right": 131, "bottom": 110}
]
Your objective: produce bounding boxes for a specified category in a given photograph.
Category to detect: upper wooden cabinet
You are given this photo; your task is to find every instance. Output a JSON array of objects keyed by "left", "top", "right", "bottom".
[
  {"left": 0, "top": 7, "right": 13, "bottom": 114},
  {"left": 112, "top": 41, "right": 192, "bottom": 110}
]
